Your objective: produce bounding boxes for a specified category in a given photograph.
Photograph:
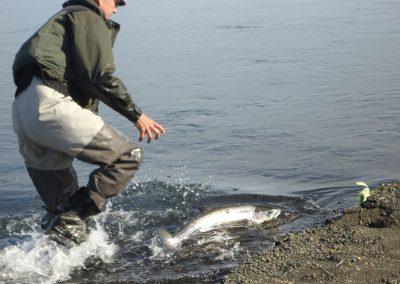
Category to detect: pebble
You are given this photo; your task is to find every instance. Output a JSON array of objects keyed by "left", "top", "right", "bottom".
[
  {"left": 327, "top": 255, "right": 339, "bottom": 261},
  {"left": 351, "top": 256, "right": 362, "bottom": 262}
]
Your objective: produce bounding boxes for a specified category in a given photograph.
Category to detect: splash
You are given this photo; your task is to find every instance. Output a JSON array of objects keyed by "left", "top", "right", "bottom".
[
  {"left": 0, "top": 181, "right": 316, "bottom": 283},
  {"left": 0, "top": 225, "right": 116, "bottom": 284}
]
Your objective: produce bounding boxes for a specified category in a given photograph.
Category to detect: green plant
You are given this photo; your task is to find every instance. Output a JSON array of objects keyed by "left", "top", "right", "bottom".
[{"left": 356, "top": 181, "right": 371, "bottom": 205}]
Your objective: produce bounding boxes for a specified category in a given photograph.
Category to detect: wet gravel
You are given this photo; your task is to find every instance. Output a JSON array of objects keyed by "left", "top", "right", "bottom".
[{"left": 224, "top": 182, "right": 400, "bottom": 284}]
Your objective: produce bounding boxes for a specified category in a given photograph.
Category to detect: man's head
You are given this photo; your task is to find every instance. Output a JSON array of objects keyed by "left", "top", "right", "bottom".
[{"left": 95, "top": 0, "right": 126, "bottom": 19}]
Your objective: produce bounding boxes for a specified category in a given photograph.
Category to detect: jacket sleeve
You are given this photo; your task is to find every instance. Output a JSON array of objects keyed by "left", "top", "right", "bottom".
[{"left": 66, "top": 11, "right": 142, "bottom": 122}]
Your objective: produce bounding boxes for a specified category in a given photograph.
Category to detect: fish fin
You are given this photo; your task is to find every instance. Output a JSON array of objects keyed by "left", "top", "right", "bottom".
[{"left": 156, "top": 228, "right": 178, "bottom": 250}]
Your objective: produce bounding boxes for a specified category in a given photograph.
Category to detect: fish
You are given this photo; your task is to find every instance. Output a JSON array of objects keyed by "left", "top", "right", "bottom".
[{"left": 157, "top": 205, "right": 282, "bottom": 249}]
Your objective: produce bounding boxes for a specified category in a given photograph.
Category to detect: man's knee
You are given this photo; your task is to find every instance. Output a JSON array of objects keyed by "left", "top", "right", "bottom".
[
  {"left": 130, "top": 146, "right": 143, "bottom": 165},
  {"left": 77, "top": 123, "right": 142, "bottom": 167},
  {"left": 116, "top": 145, "right": 143, "bottom": 171},
  {"left": 75, "top": 123, "right": 144, "bottom": 212},
  {"left": 91, "top": 146, "right": 143, "bottom": 193},
  {"left": 85, "top": 144, "right": 143, "bottom": 210}
]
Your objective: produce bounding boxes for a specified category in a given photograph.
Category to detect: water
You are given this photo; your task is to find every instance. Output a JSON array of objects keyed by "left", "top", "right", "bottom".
[{"left": 1, "top": 0, "right": 399, "bottom": 282}]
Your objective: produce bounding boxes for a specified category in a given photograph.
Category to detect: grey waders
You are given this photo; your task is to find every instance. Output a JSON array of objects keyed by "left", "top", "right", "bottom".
[{"left": 12, "top": 77, "right": 143, "bottom": 245}]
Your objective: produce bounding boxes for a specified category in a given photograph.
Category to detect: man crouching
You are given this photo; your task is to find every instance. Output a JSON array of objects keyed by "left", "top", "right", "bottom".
[{"left": 12, "top": 0, "right": 165, "bottom": 245}]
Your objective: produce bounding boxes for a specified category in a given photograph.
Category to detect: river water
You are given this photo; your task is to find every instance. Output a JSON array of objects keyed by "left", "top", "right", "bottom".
[{"left": 0, "top": 0, "right": 399, "bottom": 283}]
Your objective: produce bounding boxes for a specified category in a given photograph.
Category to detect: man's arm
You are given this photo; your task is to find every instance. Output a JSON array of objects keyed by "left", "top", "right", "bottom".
[{"left": 67, "top": 11, "right": 165, "bottom": 142}]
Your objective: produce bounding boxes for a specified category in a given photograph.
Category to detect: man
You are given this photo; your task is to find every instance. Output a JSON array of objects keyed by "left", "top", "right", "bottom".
[{"left": 12, "top": 0, "right": 165, "bottom": 245}]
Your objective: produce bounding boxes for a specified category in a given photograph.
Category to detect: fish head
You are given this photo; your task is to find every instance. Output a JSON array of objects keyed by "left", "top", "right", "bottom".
[{"left": 253, "top": 208, "right": 281, "bottom": 224}]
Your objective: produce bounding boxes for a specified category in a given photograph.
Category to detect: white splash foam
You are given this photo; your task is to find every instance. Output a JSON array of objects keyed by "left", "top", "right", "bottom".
[
  {"left": 130, "top": 230, "right": 145, "bottom": 242},
  {"left": 0, "top": 226, "right": 116, "bottom": 284},
  {"left": 148, "top": 235, "right": 172, "bottom": 260}
]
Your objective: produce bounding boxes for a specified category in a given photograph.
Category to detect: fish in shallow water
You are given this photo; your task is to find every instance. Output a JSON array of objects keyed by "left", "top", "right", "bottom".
[{"left": 157, "top": 205, "right": 282, "bottom": 249}]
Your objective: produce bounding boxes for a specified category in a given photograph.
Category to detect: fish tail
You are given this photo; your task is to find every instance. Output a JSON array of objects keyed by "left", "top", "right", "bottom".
[{"left": 156, "top": 228, "right": 178, "bottom": 249}]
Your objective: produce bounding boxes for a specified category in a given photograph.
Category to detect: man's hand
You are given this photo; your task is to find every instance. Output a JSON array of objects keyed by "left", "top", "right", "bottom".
[{"left": 134, "top": 113, "right": 166, "bottom": 143}]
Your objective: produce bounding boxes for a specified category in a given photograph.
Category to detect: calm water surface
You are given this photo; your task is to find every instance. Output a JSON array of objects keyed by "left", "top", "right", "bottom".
[{"left": 0, "top": 0, "right": 399, "bottom": 283}]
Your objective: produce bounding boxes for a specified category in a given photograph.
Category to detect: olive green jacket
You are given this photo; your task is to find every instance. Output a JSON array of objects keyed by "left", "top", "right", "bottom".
[{"left": 13, "top": 0, "right": 142, "bottom": 122}]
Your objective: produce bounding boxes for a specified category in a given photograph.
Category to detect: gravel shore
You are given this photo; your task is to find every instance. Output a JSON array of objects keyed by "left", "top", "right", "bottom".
[{"left": 224, "top": 182, "right": 400, "bottom": 284}]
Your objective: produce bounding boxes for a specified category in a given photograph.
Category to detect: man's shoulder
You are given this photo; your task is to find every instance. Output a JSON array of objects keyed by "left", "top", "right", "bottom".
[
  {"left": 62, "top": 4, "right": 100, "bottom": 18},
  {"left": 62, "top": 4, "right": 106, "bottom": 27},
  {"left": 63, "top": 4, "right": 91, "bottom": 13}
]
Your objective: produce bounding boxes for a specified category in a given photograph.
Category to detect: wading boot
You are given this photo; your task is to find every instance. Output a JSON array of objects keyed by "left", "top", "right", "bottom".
[{"left": 41, "top": 210, "right": 88, "bottom": 247}]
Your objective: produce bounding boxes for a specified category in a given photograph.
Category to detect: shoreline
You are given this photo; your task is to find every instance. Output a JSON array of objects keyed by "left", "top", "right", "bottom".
[{"left": 224, "top": 182, "right": 400, "bottom": 283}]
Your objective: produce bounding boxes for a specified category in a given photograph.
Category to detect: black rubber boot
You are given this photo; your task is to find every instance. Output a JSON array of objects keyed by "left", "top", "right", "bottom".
[{"left": 41, "top": 209, "right": 88, "bottom": 246}]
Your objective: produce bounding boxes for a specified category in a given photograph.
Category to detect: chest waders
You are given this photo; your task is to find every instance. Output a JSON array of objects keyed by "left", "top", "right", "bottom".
[{"left": 12, "top": 77, "right": 143, "bottom": 244}]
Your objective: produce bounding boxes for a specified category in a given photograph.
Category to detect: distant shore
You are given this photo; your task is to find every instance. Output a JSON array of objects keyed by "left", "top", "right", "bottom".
[{"left": 224, "top": 182, "right": 400, "bottom": 283}]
